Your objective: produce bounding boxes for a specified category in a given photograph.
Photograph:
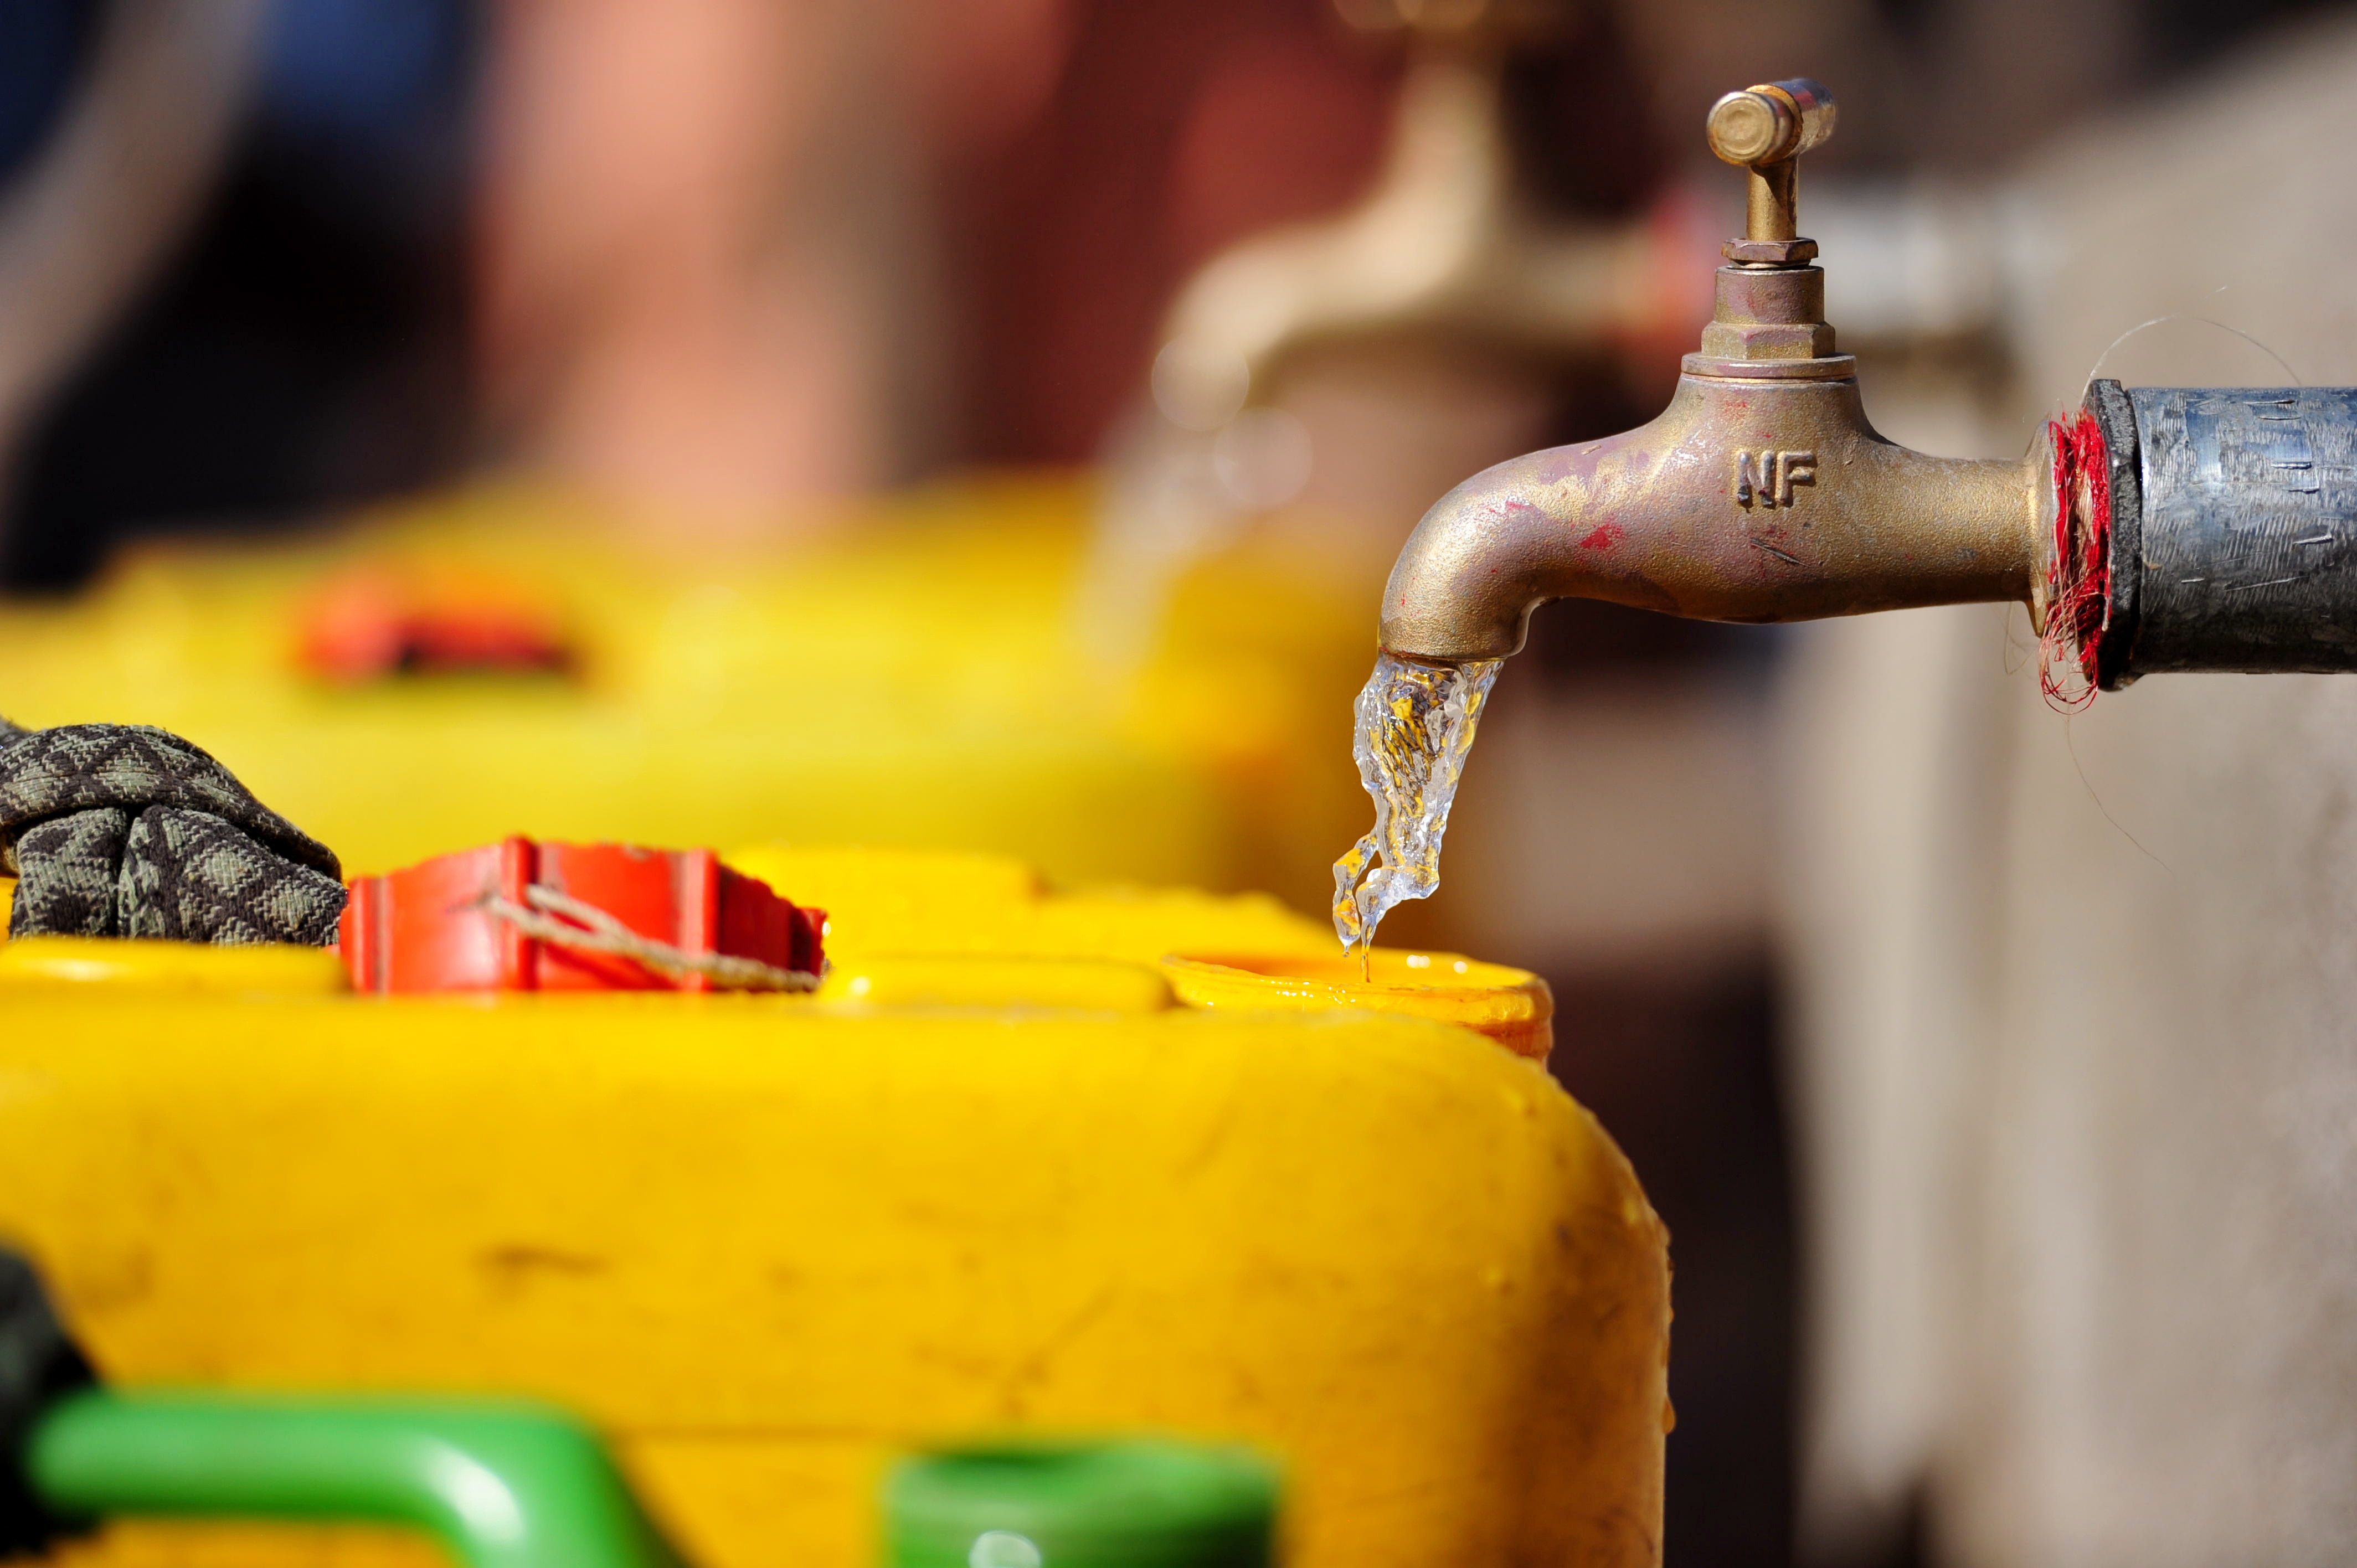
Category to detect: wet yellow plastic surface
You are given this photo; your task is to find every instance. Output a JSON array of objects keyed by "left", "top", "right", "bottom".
[
  {"left": 0, "top": 479, "right": 1375, "bottom": 910},
  {"left": 0, "top": 989, "right": 1671, "bottom": 1568}
]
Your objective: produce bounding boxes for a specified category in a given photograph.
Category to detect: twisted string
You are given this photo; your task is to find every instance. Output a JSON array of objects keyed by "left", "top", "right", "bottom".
[{"left": 477, "top": 883, "right": 822, "bottom": 993}]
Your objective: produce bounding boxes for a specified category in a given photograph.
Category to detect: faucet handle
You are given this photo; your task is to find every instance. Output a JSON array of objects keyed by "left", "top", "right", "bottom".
[
  {"left": 1707, "top": 80, "right": 1835, "bottom": 168},
  {"left": 1706, "top": 79, "right": 1835, "bottom": 262}
]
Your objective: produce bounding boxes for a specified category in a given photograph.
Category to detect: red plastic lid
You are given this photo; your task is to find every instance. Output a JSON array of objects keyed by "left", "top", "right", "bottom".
[{"left": 339, "top": 838, "right": 825, "bottom": 994}]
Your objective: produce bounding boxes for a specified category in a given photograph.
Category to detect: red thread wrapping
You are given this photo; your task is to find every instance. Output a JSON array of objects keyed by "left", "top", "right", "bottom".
[{"left": 2041, "top": 410, "right": 2112, "bottom": 710}]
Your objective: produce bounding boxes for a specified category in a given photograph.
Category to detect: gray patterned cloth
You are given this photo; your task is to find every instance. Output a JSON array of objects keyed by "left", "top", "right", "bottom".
[{"left": 0, "top": 720, "right": 344, "bottom": 946}]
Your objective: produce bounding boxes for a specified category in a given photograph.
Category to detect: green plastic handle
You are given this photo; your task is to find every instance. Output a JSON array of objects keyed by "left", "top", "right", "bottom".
[
  {"left": 27, "top": 1391, "right": 686, "bottom": 1568},
  {"left": 885, "top": 1441, "right": 1278, "bottom": 1568}
]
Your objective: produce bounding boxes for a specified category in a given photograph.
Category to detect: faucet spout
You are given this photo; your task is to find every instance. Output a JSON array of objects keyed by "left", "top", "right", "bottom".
[
  {"left": 1380, "top": 374, "right": 2040, "bottom": 661},
  {"left": 1379, "top": 76, "right": 2045, "bottom": 665}
]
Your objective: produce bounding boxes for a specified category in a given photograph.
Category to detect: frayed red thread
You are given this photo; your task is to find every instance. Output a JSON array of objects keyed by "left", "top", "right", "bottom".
[{"left": 2041, "top": 410, "right": 2111, "bottom": 711}]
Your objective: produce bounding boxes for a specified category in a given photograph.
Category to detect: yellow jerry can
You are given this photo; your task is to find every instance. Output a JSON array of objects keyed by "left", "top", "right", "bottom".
[
  {"left": 0, "top": 479, "right": 1376, "bottom": 911},
  {"left": 0, "top": 851, "right": 1665, "bottom": 1568}
]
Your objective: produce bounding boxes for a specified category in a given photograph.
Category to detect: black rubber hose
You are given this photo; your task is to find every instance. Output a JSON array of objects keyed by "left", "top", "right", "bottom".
[
  {"left": 0, "top": 1248, "right": 96, "bottom": 1554},
  {"left": 2092, "top": 379, "right": 2357, "bottom": 683}
]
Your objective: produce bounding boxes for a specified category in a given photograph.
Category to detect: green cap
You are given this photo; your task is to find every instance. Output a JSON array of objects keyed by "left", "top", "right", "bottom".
[{"left": 883, "top": 1441, "right": 1279, "bottom": 1568}]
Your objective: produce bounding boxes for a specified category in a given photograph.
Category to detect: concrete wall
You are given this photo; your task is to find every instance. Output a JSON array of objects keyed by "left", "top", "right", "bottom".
[{"left": 1784, "top": 17, "right": 2357, "bottom": 1563}]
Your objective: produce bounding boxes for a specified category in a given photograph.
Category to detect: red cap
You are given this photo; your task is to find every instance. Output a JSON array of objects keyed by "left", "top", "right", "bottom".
[{"left": 340, "top": 838, "right": 825, "bottom": 993}]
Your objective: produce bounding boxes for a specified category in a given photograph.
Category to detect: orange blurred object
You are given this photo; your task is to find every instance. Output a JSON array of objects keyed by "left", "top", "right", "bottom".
[{"left": 297, "top": 561, "right": 573, "bottom": 680}]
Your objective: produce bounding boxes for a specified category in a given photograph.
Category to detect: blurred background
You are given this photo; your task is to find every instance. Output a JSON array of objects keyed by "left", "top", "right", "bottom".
[{"left": 8, "top": 0, "right": 2357, "bottom": 1564}]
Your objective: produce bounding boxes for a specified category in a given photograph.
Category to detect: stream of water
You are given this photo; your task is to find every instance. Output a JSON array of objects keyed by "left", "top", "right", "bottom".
[{"left": 1331, "top": 652, "right": 1503, "bottom": 976}]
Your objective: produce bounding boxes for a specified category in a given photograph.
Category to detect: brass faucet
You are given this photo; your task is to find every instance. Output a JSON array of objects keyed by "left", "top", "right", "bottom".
[
  {"left": 1381, "top": 80, "right": 2051, "bottom": 663},
  {"left": 1154, "top": 8, "right": 1669, "bottom": 429},
  {"left": 1081, "top": 0, "right": 1687, "bottom": 672}
]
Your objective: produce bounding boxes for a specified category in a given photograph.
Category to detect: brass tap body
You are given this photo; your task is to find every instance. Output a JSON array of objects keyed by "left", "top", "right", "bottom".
[{"left": 1380, "top": 79, "right": 2047, "bottom": 663}]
